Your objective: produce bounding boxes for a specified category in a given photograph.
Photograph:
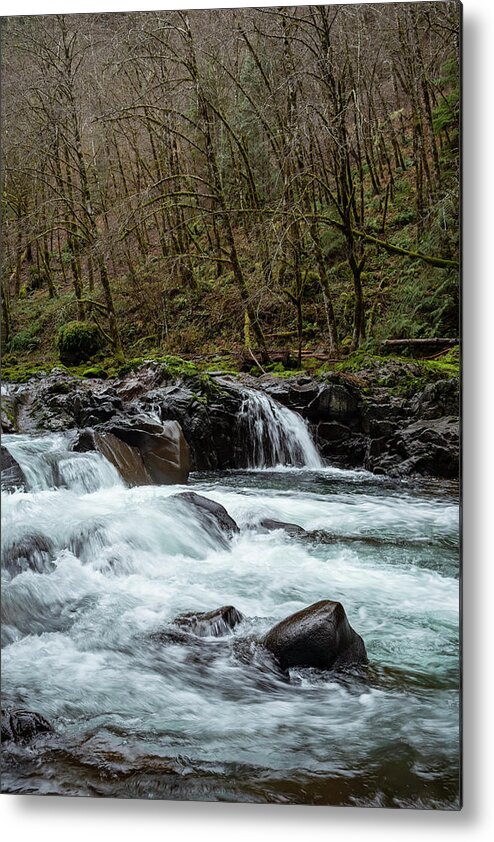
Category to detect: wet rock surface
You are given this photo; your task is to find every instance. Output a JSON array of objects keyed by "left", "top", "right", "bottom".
[
  {"left": 73, "top": 429, "right": 152, "bottom": 485},
  {"left": 2, "top": 532, "right": 55, "bottom": 576},
  {"left": 259, "top": 519, "right": 308, "bottom": 537},
  {"left": 1, "top": 392, "right": 18, "bottom": 433},
  {"left": 173, "top": 605, "right": 244, "bottom": 637},
  {"left": 262, "top": 600, "right": 368, "bottom": 672},
  {"left": 73, "top": 419, "right": 190, "bottom": 485},
  {"left": 365, "top": 416, "right": 460, "bottom": 478},
  {"left": 1, "top": 445, "right": 26, "bottom": 491},
  {"left": 1, "top": 708, "right": 53, "bottom": 743},
  {"left": 175, "top": 491, "right": 240, "bottom": 537},
  {"left": 103, "top": 420, "right": 191, "bottom": 485}
]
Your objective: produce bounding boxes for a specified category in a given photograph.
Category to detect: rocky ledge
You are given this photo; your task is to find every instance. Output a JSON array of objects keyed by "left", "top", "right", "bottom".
[{"left": 1, "top": 362, "right": 459, "bottom": 482}]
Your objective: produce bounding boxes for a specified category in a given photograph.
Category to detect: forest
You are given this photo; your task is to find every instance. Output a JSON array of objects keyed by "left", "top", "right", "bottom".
[
  {"left": 1, "top": 3, "right": 461, "bottom": 807},
  {"left": 1, "top": 2, "right": 460, "bottom": 379}
]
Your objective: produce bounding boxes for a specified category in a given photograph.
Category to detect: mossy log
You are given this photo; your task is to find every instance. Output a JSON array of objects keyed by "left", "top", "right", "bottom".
[{"left": 381, "top": 338, "right": 459, "bottom": 349}]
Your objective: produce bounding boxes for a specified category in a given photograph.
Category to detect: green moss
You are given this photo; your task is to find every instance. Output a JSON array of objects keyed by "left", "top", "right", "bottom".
[
  {"left": 57, "top": 320, "right": 104, "bottom": 365},
  {"left": 265, "top": 362, "right": 286, "bottom": 374},
  {"left": 1, "top": 363, "right": 50, "bottom": 383},
  {"left": 332, "top": 349, "right": 459, "bottom": 396},
  {"left": 191, "top": 392, "right": 208, "bottom": 405},
  {"left": 116, "top": 354, "right": 200, "bottom": 380},
  {"left": 82, "top": 365, "right": 109, "bottom": 379}
]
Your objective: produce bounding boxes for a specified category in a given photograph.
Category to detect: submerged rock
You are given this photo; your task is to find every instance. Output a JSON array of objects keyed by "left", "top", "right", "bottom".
[
  {"left": 2, "top": 532, "right": 55, "bottom": 576},
  {"left": 262, "top": 600, "right": 367, "bottom": 672},
  {"left": 259, "top": 519, "right": 308, "bottom": 537},
  {"left": 1, "top": 708, "right": 53, "bottom": 743},
  {"left": 151, "top": 605, "right": 244, "bottom": 648},
  {"left": 174, "top": 605, "right": 244, "bottom": 637},
  {"left": 175, "top": 491, "right": 240, "bottom": 537},
  {"left": 1, "top": 446, "right": 26, "bottom": 492}
]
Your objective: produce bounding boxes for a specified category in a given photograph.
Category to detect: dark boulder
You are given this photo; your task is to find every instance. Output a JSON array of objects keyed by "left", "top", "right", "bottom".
[
  {"left": 18, "top": 373, "right": 123, "bottom": 432},
  {"left": 316, "top": 427, "right": 367, "bottom": 467},
  {"left": 1, "top": 446, "right": 26, "bottom": 491},
  {"left": 149, "top": 384, "right": 196, "bottom": 419},
  {"left": 259, "top": 519, "right": 308, "bottom": 537},
  {"left": 73, "top": 417, "right": 191, "bottom": 485},
  {"left": 175, "top": 491, "right": 240, "bottom": 537},
  {"left": 1, "top": 708, "right": 53, "bottom": 743},
  {"left": 316, "top": 421, "right": 352, "bottom": 443},
  {"left": 173, "top": 605, "right": 244, "bottom": 637},
  {"left": 109, "top": 413, "right": 165, "bottom": 436},
  {"left": 262, "top": 600, "right": 368, "bottom": 671},
  {"left": 260, "top": 377, "right": 320, "bottom": 412},
  {"left": 147, "top": 381, "right": 244, "bottom": 471},
  {"left": 361, "top": 393, "right": 408, "bottom": 432}
]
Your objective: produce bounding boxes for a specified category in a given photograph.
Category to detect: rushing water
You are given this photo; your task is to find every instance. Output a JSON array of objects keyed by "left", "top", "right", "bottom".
[
  {"left": 1, "top": 422, "right": 460, "bottom": 806},
  {"left": 237, "top": 387, "right": 324, "bottom": 469}
]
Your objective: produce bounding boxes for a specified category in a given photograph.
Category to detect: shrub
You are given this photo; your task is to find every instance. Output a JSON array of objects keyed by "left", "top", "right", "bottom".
[
  {"left": 7, "top": 330, "right": 40, "bottom": 352},
  {"left": 56, "top": 320, "right": 104, "bottom": 365}
]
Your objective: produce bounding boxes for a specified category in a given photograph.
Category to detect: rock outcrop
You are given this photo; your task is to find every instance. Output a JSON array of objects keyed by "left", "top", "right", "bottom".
[
  {"left": 2, "top": 364, "right": 459, "bottom": 480},
  {"left": 364, "top": 416, "right": 459, "bottom": 478}
]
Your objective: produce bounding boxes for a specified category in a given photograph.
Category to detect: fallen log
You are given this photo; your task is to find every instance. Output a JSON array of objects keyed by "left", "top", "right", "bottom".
[{"left": 381, "top": 338, "right": 459, "bottom": 349}]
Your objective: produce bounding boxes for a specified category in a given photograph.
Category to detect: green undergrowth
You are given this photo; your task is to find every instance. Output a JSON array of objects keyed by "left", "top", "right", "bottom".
[
  {"left": 1, "top": 345, "right": 459, "bottom": 399},
  {"left": 331, "top": 348, "right": 459, "bottom": 395}
]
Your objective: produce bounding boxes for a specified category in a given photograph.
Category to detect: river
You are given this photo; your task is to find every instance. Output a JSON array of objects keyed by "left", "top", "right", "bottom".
[{"left": 1, "top": 418, "right": 460, "bottom": 806}]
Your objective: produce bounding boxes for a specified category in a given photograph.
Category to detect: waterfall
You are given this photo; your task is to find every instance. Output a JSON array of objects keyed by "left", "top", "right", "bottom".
[
  {"left": 3, "top": 433, "right": 122, "bottom": 493},
  {"left": 237, "top": 388, "right": 324, "bottom": 469}
]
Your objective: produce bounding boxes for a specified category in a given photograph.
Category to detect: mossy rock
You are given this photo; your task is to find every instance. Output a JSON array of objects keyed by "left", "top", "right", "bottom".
[
  {"left": 82, "top": 365, "right": 108, "bottom": 380},
  {"left": 56, "top": 321, "right": 104, "bottom": 366}
]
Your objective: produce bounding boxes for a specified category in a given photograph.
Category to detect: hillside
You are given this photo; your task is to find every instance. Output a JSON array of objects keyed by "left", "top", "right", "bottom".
[{"left": 1, "top": 4, "right": 460, "bottom": 382}]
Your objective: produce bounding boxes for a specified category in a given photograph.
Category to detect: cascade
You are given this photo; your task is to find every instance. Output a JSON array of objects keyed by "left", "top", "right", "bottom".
[
  {"left": 237, "top": 388, "right": 324, "bottom": 469},
  {"left": 2, "top": 433, "right": 122, "bottom": 493}
]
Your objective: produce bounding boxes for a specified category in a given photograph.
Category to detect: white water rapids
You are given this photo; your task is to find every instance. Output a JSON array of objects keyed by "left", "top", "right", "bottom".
[{"left": 1, "top": 402, "right": 460, "bottom": 805}]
